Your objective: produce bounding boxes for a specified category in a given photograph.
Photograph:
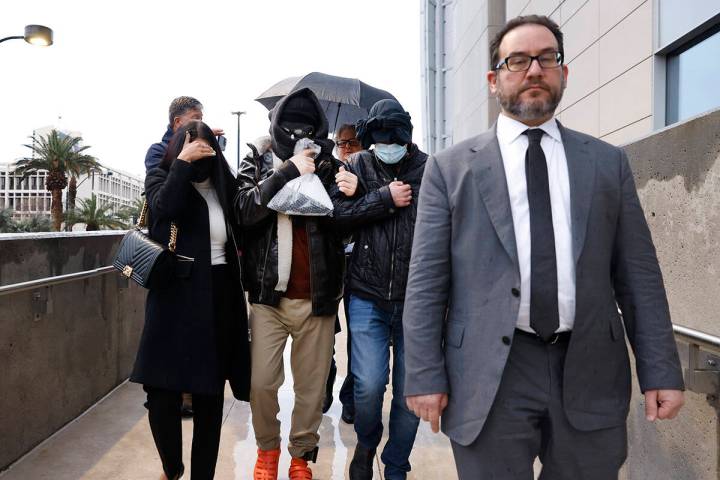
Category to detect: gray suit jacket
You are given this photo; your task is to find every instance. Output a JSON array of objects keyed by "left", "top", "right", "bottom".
[{"left": 403, "top": 123, "right": 684, "bottom": 446}]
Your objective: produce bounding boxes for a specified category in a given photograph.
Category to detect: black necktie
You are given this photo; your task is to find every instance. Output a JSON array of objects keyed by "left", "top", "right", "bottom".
[{"left": 524, "top": 129, "right": 559, "bottom": 341}]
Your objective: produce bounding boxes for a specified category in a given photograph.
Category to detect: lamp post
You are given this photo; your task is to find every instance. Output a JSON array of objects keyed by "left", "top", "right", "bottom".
[
  {"left": 0, "top": 25, "right": 53, "bottom": 46},
  {"left": 231, "top": 111, "right": 246, "bottom": 171}
]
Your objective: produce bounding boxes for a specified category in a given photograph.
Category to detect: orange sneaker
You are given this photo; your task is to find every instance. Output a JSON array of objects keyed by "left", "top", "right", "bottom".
[
  {"left": 253, "top": 448, "right": 280, "bottom": 480},
  {"left": 289, "top": 457, "right": 313, "bottom": 479}
]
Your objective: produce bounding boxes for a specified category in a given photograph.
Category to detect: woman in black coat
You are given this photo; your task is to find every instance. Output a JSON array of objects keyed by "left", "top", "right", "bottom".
[{"left": 130, "top": 120, "right": 250, "bottom": 480}]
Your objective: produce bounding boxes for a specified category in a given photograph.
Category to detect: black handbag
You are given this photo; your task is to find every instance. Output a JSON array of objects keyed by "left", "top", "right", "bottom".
[{"left": 113, "top": 201, "right": 190, "bottom": 288}]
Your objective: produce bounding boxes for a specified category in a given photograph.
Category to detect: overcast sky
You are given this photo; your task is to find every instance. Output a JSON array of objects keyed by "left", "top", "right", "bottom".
[{"left": 2, "top": 0, "right": 423, "bottom": 178}]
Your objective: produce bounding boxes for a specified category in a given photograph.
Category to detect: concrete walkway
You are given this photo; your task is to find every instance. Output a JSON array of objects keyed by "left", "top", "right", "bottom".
[{"left": 0, "top": 327, "right": 458, "bottom": 479}]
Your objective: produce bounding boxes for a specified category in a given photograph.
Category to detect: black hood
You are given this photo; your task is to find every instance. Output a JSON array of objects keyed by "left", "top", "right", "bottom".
[
  {"left": 355, "top": 99, "right": 413, "bottom": 149},
  {"left": 269, "top": 87, "right": 330, "bottom": 160}
]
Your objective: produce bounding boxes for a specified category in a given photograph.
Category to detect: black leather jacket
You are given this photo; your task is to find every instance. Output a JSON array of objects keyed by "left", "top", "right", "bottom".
[
  {"left": 234, "top": 153, "right": 345, "bottom": 316},
  {"left": 331, "top": 145, "right": 428, "bottom": 303}
]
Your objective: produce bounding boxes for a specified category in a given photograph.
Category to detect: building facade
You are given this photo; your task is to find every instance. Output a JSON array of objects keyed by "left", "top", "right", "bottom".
[
  {"left": 421, "top": 0, "right": 720, "bottom": 152},
  {"left": 0, "top": 166, "right": 52, "bottom": 218},
  {"left": 1, "top": 125, "right": 143, "bottom": 221},
  {"left": 0, "top": 163, "right": 142, "bottom": 219}
]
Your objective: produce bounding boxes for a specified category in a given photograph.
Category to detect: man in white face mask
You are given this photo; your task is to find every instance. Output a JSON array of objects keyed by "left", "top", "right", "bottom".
[{"left": 329, "top": 99, "right": 428, "bottom": 480}]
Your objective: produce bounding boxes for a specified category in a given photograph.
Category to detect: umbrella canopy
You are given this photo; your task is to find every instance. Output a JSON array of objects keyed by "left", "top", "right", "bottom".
[{"left": 255, "top": 72, "right": 398, "bottom": 134}]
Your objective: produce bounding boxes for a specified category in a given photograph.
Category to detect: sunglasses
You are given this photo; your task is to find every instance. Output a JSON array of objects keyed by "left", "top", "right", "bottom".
[{"left": 336, "top": 139, "right": 361, "bottom": 148}]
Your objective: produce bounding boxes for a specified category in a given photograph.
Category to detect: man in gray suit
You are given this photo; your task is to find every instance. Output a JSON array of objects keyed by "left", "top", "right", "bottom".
[{"left": 403, "top": 15, "right": 685, "bottom": 479}]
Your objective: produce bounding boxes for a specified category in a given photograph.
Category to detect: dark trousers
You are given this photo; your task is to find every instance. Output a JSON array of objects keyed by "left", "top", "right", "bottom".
[
  {"left": 143, "top": 265, "right": 233, "bottom": 479},
  {"left": 144, "top": 386, "right": 224, "bottom": 480},
  {"left": 450, "top": 330, "right": 627, "bottom": 480}
]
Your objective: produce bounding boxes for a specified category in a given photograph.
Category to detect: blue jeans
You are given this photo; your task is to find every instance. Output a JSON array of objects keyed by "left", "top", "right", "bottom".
[{"left": 349, "top": 295, "right": 419, "bottom": 479}]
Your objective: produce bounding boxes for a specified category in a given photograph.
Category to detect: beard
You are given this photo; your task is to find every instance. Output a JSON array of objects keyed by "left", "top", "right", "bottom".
[{"left": 496, "top": 76, "right": 566, "bottom": 122}]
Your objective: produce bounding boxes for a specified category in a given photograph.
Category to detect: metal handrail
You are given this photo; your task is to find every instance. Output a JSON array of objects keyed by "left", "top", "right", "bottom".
[
  {"left": 0, "top": 266, "right": 116, "bottom": 297},
  {"left": 673, "top": 324, "right": 720, "bottom": 351}
]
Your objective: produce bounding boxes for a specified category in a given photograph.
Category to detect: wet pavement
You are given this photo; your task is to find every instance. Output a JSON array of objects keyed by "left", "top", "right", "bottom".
[{"left": 0, "top": 325, "right": 458, "bottom": 479}]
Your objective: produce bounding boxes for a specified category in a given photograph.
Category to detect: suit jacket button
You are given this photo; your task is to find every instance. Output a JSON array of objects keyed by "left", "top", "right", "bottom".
[
  {"left": 502, "top": 336, "right": 511, "bottom": 345},
  {"left": 511, "top": 288, "right": 520, "bottom": 297}
]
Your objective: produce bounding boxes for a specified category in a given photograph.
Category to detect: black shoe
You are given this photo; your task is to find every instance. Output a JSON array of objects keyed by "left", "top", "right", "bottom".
[
  {"left": 180, "top": 403, "right": 193, "bottom": 418},
  {"left": 349, "top": 444, "right": 376, "bottom": 480},
  {"left": 341, "top": 405, "right": 355, "bottom": 424}
]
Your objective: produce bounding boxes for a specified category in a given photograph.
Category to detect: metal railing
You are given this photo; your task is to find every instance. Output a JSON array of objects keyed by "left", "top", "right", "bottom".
[
  {"left": 0, "top": 266, "right": 117, "bottom": 297},
  {"left": 673, "top": 324, "right": 720, "bottom": 398}
]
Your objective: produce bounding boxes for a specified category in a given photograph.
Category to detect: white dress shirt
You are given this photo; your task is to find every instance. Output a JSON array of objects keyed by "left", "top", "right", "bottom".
[
  {"left": 192, "top": 179, "right": 227, "bottom": 266},
  {"left": 496, "top": 113, "right": 576, "bottom": 333}
]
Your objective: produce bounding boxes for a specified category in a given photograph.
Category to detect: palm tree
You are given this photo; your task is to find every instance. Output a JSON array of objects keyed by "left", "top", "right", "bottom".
[
  {"left": 13, "top": 215, "right": 52, "bottom": 233},
  {"left": 65, "top": 195, "right": 126, "bottom": 231},
  {"left": 0, "top": 208, "right": 15, "bottom": 233},
  {"left": 116, "top": 197, "right": 145, "bottom": 228},
  {"left": 0, "top": 209, "right": 51, "bottom": 233},
  {"left": 15, "top": 130, "right": 100, "bottom": 231}
]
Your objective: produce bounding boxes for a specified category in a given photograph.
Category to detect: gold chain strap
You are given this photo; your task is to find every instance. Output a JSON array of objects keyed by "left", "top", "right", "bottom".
[
  {"left": 168, "top": 223, "right": 178, "bottom": 252},
  {"left": 137, "top": 199, "right": 178, "bottom": 252},
  {"left": 136, "top": 200, "right": 149, "bottom": 228}
]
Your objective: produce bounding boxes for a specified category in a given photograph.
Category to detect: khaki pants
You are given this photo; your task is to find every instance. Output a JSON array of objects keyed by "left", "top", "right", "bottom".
[{"left": 249, "top": 298, "right": 335, "bottom": 458}]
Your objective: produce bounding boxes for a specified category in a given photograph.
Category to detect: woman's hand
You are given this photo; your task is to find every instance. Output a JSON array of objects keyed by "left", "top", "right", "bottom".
[{"left": 177, "top": 132, "right": 216, "bottom": 163}]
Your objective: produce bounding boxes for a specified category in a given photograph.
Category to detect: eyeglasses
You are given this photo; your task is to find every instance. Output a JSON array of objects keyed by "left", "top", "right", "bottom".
[
  {"left": 336, "top": 139, "right": 361, "bottom": 148},
  {"left": 495, "top": 51, "right": 563, "bottom": 72},
  {"left": 282, "top": 126, "right": 314, "bottom": 140}
]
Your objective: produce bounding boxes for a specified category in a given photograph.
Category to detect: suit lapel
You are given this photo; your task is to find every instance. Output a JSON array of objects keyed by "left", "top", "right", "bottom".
[
  {"left": 558, "top": 123, "right": 596, "bottom": 264},
  {"left": 469, "top": 128, "right": 519, "bottom": 269}
]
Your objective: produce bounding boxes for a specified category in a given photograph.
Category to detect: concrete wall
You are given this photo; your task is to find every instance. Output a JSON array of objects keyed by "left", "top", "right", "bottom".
[
  {"left": 0, "top": 231, "right": 129, "bottom": 287},
  {"left": 0, "top": 232, "right": 146, "bottom": 471},
  {"left": 620, "top": 108, "right": 720, "bottom": 479}
]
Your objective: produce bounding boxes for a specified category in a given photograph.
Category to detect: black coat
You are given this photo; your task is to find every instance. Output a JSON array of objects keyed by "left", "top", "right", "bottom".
[
  {"left": 331, "top": 145, "right": 428, "bottom": 303},
  {"left": 234, "top": 88, "right": 345, "bottom": 316},
  {"left": 130, "top": 160, "right": 251, "bottom": 400}
]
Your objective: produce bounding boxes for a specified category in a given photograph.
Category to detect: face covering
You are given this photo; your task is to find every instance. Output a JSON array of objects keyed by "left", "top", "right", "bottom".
[
  {"left": 191, "top": 156, "right": 215, "bottom": 182},
  {"left": 374, "top": 144, "right": 407, "bottom": 165}
]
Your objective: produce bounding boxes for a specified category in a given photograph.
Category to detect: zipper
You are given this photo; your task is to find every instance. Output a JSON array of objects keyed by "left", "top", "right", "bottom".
[
  {"left": 388, "top": 176, "right": 398, "bottom": 300},
  {"left": 227, "top": 222, "right": 245, "bottom": 293},
  {"left": 258, "top": 224, "right": 273, "bottom": 301}
]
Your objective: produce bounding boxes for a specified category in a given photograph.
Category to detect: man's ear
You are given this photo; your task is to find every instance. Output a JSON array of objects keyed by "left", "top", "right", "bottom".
[{"left": 487, "top": 70, "right": 498, "bottom": 96}]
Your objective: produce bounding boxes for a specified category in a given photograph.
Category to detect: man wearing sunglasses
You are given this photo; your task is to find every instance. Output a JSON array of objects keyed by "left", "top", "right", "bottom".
[{"left": 403, "top": 14, "right": 684, "bottom": 479}]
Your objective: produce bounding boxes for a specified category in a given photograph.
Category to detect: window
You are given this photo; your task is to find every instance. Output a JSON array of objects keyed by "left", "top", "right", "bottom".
[{"left": 666, "top": 26, "right": 720, "bottom": 124}]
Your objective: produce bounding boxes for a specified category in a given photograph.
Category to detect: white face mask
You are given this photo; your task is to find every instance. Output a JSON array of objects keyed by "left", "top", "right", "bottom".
[{"left": 374, "top": 144, "right": 407, "bottom": 164}]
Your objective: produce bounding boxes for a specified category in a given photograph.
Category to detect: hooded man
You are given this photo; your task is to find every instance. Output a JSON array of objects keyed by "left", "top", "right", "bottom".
[
  {"left": 234, "top": 87, "right": 356, "bottom": 480},
  {"left": 330, "top": 99, "right": 428, "bottom": 480}
]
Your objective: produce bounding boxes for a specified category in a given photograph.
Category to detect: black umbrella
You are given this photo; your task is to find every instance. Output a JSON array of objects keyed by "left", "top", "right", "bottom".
[{"left": 255, "top": 72, "right": 398, "bottom": 134}]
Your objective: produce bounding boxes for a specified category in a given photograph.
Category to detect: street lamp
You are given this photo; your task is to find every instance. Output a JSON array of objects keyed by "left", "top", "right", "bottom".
[
  {"left": 231, "top": 111, "right": 246, "bottom": 171},
  {"left": 0, "top": 25, "right": 53, "bottom": 46}
]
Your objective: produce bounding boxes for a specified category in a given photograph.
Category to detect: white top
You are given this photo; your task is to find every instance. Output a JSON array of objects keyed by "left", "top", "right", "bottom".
[
  {"left": 496, "top": 113, "right": 576, "bottom": 333},
  {"left": 192, "top": 179, "right": 227, "bottom": 266}
]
